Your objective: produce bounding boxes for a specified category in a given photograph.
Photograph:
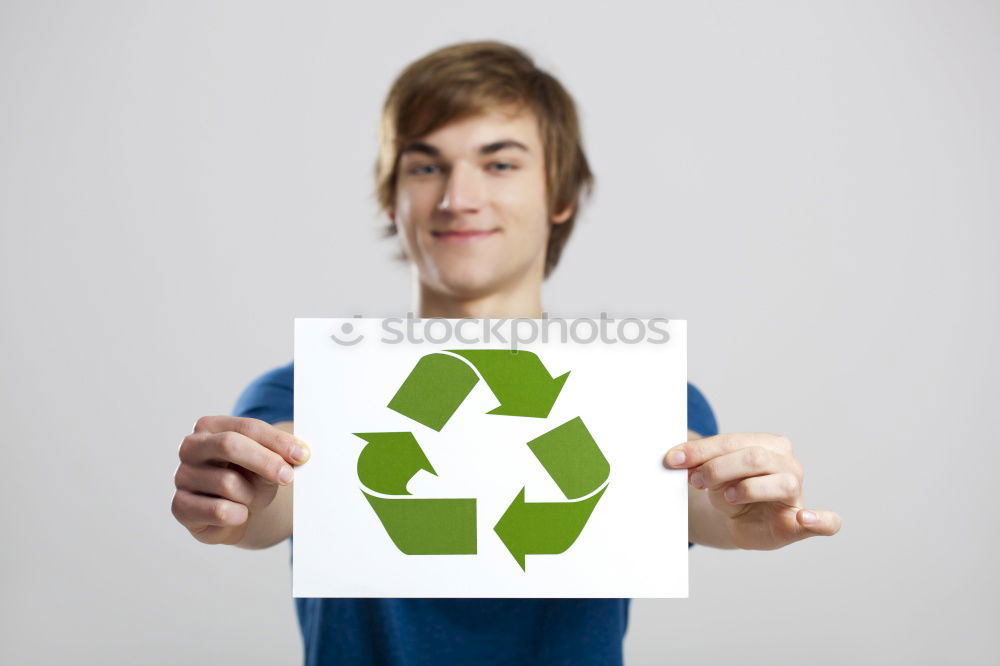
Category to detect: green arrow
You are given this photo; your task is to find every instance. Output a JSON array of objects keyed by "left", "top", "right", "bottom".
[
  {"left": 493, "top": 485, "right": 607, "bottom": 571},
  {"left": 526, "top": 417, "right": 610, "bottom": 500},
  {"left": 354, "top": 432, "right": 436, "bottom": 495},
  {"left": 447, "top": 350, "right": 569, "bottom": 418},
  {"left": 363, "top": 492, "right": 477, "bottom": 555},
  {"left": 387, "top": 353, "right": 480, "bottom": 431}
]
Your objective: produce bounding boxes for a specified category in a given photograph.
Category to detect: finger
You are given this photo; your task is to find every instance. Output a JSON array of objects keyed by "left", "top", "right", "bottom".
[
  {"left": 179, "top": 431, "right": 294, "bottom": 486},
  {"left": 188, "top": 524, "right": 243, "bottom": 546},
  {"left": 722, "top": 473, "right": 800, "bottom": 504},
  {"left": 689, "top": 447, "right": 789, "bottom": 490},
  {"left": 174, "top": 463, "right": 255, "bottom": 506},
  {"left": 665, "top": 432, "right": 792, "bottom": 469},
  {"left": 793, "top": 508, "right": 842, "bottom": 539},
  {"left": 171, "top": 489, "right": 249, "bottom": 530},
  {"left": 192, "top": 416, "right": 311, "bottom": 465},
  {"left": 193, "top": 415, "right": 237, "bottom": 433}
]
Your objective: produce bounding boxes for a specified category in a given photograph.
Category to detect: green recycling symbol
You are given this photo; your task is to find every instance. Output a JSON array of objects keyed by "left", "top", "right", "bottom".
[{"left": 354, "top": 349, "right": 611, "bottom": 571}]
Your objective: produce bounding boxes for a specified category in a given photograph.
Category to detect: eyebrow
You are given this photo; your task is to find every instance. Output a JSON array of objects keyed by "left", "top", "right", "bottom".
[{"left": 400, "top": 139, "right": 530, "bottom": 158}]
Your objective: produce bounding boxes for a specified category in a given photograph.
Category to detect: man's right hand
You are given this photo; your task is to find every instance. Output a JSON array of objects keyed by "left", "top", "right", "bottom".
[{"left": 172, "top": 415, "right": 310, "bottom": 545}]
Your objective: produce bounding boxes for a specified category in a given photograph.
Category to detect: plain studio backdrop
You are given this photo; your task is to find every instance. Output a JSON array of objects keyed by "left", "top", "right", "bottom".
[{"left": 1, "top": 1, "right": 997, "bottom": 664}]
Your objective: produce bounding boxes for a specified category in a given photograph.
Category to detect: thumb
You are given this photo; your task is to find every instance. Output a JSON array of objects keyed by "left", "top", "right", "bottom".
[
  {"left": 291, "top": 437, "right": 312, "bottom": 466},
  {"left": 794, "top": 508, "right": 842, "bottom": 538}
]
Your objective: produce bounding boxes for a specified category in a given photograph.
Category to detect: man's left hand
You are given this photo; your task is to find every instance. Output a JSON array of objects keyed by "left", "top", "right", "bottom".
[{"left": 664, "top": 433, "right": 841, "bottom": 550}]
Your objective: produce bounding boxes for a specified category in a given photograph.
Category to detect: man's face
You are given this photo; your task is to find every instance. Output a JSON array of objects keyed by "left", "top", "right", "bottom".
[{"left": 390, "top": 106, "right": 571, "bottom": 299}]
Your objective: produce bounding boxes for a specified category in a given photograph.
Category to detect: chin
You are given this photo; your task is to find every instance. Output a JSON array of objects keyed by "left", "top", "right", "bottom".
[{"left": 426, "top": 260, "right": 508, "bottom": 299}]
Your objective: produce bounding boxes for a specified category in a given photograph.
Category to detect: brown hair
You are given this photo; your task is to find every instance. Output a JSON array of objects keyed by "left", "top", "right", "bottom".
[{"left": 373, "top": 40, "right": 594, "bottom": 278}]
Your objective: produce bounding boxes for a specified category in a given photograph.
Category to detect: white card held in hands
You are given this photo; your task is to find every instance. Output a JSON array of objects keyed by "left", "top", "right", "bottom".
[{"left": 293, "top": 317, "right": 688, "bottom": 598}]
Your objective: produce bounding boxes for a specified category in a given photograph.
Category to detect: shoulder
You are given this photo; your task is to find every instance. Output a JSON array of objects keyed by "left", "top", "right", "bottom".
[
  {"left": 686, "top": 382, "right": 718, "bottom": 438},
  {"left": 231, "top": 361, "right": 294, "bottom": 424}
]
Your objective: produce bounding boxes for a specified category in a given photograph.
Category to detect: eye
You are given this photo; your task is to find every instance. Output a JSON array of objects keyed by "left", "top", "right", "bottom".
[
  {"left": 489, "top": 162, "right": 517, "bottom": 173},
  {"left": 408, "top": 164, "right": 440, "bottom": 176}
]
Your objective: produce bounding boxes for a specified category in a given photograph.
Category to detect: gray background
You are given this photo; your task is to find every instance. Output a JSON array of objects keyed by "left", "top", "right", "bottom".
[{"left": 2, "top": 0, "right": 998, "bottom": 663}]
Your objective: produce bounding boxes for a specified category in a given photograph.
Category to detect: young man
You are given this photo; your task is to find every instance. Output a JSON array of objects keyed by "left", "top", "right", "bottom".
[{"left": 172, "top": 41, "right": 841, "bottom": 665}]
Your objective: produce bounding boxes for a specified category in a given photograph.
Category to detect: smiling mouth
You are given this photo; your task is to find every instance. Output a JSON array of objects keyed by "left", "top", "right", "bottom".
[{"left": 431, "top": 229, "right": 500, "bottom": 242}]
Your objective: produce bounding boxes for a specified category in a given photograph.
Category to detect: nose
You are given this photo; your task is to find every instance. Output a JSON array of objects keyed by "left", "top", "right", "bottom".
[{"left": 438, "top": 161, "right": 484, "bottom": 214}]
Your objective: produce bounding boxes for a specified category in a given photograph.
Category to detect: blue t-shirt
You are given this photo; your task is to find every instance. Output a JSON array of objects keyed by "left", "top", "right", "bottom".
[{"left": 233, "top": 361, "right": 718, "bottom": 666}]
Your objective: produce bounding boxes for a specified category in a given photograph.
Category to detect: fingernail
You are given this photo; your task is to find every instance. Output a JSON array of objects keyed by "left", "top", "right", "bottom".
[
  {"left": 801, "top": 510, "right": 817, "bottom": 524},
  {"left": 690, "top": 471, "right": 704, "bottom": 489},
  {"left": 667, "top": 449, "right": 686, "bottom": 466},
  {"left": 279, "top": 465, "right": 294, "bottom": 484},
  {"left": 292, "top": 444, "right": 310, "bottom": 463},
  {"left": 725, "top": 487, "right": 737, "bottom": 502}
]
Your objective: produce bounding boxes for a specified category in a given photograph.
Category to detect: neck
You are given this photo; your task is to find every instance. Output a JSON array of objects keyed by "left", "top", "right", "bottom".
[{"left": 413, "top": 268, "right": 544, "bottom": 319}]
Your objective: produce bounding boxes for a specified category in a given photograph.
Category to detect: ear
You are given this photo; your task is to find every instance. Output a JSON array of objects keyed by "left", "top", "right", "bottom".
[{"left": 551, "top": 202, "right": 574, "bottom": 225}]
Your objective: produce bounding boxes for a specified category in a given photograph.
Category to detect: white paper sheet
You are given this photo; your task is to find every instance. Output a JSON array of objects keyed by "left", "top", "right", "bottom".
[{"left": 293, "top": 318, "right": 688, "bottom": 598}]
